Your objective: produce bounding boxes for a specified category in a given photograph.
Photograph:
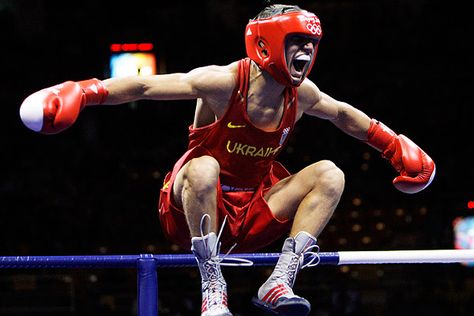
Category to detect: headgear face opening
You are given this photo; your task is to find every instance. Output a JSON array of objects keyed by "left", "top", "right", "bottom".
[{"left": 245, "top": 10, "right": 323, "bottom": 87}]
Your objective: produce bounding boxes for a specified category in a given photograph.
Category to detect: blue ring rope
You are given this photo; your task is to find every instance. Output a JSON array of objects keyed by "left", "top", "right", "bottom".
[{"left": 0, "top": 252, "right": 340, "bottom": 269}]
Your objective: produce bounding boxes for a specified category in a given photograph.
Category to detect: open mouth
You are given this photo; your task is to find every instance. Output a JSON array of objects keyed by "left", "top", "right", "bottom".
[
  {"left": 292, "top": 55, "right": 311, "bottom": 76},
  {"left": 294, "top": 55, "right": 310, "bottom": 72}
]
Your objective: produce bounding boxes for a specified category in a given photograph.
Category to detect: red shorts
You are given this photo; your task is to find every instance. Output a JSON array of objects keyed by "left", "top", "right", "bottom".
[{"left": 158, "top": 147, "right": 292, "bottom": 253}]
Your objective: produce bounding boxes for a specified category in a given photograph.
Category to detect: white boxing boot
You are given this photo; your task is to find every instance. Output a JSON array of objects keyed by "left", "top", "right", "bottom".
[
  {"left": 252, "top": 231, "right": 320, "bottom": 316},
  {"left": 192, "top": 232, "right": 232, "bottom": 316}
]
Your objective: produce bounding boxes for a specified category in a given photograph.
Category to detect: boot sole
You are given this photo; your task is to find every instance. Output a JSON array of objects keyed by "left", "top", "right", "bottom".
[{"left": 251, "top": 296, "right": 310, "bottom": 316}]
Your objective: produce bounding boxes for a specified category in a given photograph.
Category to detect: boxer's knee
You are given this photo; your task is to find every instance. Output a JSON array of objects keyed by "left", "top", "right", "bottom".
[
  {"left": 182, "top": 156, "right": 220, "bottom": 198},
  {"left": 311, "top": 160, "right": 345, "bottom": 198}
]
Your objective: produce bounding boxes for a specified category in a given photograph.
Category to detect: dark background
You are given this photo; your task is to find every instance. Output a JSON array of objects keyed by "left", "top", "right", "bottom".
[{"left": 0, "top": 0, "right": 473, "bottom": 315}]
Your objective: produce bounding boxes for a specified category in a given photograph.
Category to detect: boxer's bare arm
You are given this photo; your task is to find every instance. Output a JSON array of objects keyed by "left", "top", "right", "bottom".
[
  {"left": 102, "top": 63, "right": 238, "bottom": 110},
  {"left": 297, "top": 79, "right": 371, "bottom": 140}
]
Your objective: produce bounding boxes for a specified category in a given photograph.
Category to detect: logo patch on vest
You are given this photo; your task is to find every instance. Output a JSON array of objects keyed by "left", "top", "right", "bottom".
[
  {"left": 279, "top": 127, "right": 291, "bottom": 145},
  {"left": 227, "top": 122, "right": 246, "bottom": 129}
]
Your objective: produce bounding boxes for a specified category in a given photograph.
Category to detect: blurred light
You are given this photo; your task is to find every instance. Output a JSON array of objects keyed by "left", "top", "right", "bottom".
[
  {"left": 122, "top": 43, "right": 138, "bottom": 51},
  {"left": 145, "top": 244, "right": 157, "bottom": 252},
  {"left": 63, "top": 276, "right": 73, "bottom": 283},
  {"left": 110, "top": 43, "right": 154, "bottom": 52},
  {"left": 352, "top": 197, "right": 362, "bottom": 206},
  {"left": 395, "top": 208, "right": 404, "bottom": 216},
  {"left": 138, "top": 43, "right": 154, "bottom": 51},
  {"left": 419, "top": 207, "right": 428, "bottom": 215},
  {"left": 468, "top": 201, "right": 474, "bottom": 209},
  {"left": 452, "top": 216, "right": 474, "bottom": 267},
  {"left": 352, "top": 224, "right": 362, "bottom": 232},
  {"left": 375, "top": 222, "right": 385, "bottom": 230},
  {"left": 110, "top": 43, "right": 121, "bottom": 52},
  {"left": 361, "top": 236, "right": 371, "bottom": 244},
  {"left": 170, "top": 244, "right": 181, "bottom": 252},
  {"left": 110, "top": 52, "right": 157, "bottom": 77}
]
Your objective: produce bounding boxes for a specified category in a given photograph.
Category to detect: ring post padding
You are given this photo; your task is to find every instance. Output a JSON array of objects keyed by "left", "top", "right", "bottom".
[{"left": 137, "top": 255, "right": 158, "bottom": 316}]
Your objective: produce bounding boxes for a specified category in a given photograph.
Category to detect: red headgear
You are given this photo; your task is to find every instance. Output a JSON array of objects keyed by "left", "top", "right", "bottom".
[{"left": 245, "top": 10, "right": 323, "bottom": 87}]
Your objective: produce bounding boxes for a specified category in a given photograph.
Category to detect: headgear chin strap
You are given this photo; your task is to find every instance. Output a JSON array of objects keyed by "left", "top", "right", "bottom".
[{"left": 245, "top": 10, "right": 323, "bottom": 87}]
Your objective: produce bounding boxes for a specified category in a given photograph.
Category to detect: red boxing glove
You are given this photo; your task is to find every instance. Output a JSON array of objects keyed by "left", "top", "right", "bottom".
[
  {"left": 366, "top": 119, "right": 436, "bottom": 194},
  {"left": 19, "top": 78, "right": 108, "bottom": 134}
]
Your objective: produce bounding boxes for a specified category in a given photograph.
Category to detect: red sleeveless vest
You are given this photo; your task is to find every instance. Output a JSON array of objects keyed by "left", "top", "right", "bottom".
[{"left": 187, "top": 58, "right": 297, "bottom": 188}]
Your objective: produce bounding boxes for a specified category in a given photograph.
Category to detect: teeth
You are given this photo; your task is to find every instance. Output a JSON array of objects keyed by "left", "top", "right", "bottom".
[{"left": 295, "top": 55, "right": 310, "bottom": 61}]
